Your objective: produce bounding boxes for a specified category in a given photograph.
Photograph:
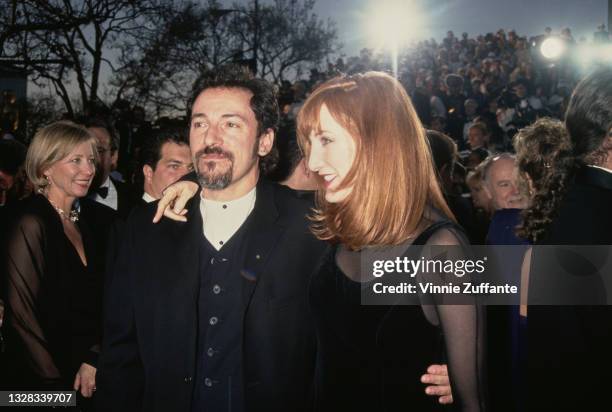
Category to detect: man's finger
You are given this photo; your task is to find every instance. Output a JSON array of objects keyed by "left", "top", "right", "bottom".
[
  {"left": 81, "top": 386, "right": 92, "bottom": 398},
  {"left": 82, "top": 378, "right": 95, "bottom": 398},
  {"left": 421, "top": 373, "right": 450, "bottom": 385},
  {"left": 73, "top": 374, "right": 81, "bottom": 391},
  {"left": 425, "top": 385, "right": 452, "bottom": 396},
  {"left": 439, "top": 395, "right": 454, "bottom": 404},
  {"left": 427, "top": 364, "right": 448, "bottom": 375}
]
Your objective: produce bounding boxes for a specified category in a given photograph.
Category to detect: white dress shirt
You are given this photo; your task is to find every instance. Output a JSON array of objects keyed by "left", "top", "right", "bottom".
[
  {"left": 199, "top": 187, "right": 256, "bottom": 251},
  {"left": 90, "top": 177, "right": 119, "bottom": 210},
  {"left": 142, "top": 192, "right": 156, "bottom": 203}
]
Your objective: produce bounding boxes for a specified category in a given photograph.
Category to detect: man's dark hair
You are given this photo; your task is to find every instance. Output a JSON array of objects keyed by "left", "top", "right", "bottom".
[
  {"left": 565, "top": 67, "right": 612, "bottom": 166},
  {"left": 445, "top": 73, "right": 464, "bottom": 90},
  {"left": 190, "top": 64, "right": 280, "bottom": 136},
  {"left": 80, "top": 116, "right": 120, "bottom": 151},
  {"left": 140, "top": 127, "right": 190, "bottom": 171},
  {"left": 426, "top": 129, "right": 458, "bottom": 173},
  {"left": 190, "top": 64, "right": 279, "bottom": 174},
  {"left": 266, "top": 121, "right": 302, "bottom": 182}
]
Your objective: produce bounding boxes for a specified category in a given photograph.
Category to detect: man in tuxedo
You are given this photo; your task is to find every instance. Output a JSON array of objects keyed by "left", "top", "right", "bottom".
[
  {"left": 139, "top": 128, "right": 193, "bottom": 203},
  {"left": 84, "top": 117, "right": 137, "bottom": 218}
]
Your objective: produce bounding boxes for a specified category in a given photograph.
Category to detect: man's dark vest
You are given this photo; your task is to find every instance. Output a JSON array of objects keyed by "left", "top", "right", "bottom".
[{"left": 191, "top": 214, "right": 253, "bottom": 412}]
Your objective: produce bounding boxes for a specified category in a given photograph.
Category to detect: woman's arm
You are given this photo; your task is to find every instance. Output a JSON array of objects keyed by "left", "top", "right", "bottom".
[
  {"left": 424, "top": 227, "right": 487, "bottom": 411},
  {"left": 436, "top": 303, "right": 486, "bottom": 411},
  {"left": 6, "top": 214, "right": 62, "bottom": 383}
]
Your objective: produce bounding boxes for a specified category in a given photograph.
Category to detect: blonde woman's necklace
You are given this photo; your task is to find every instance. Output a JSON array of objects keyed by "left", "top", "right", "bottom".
[{"left": 46, "top": 197, "right": 79, "bottom": 223}]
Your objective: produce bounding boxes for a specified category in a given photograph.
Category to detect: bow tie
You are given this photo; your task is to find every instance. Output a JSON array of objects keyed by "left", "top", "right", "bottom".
[{"left": 95, "top": 186, "right": 109, "bottom": 199}]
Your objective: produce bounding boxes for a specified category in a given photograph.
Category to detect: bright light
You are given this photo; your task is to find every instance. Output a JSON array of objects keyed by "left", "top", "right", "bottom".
[
  {"left": 540, "top": 37, "right": 565, "bottom": 59},
  {"left": 363, "top": 0, "right": 427, "bottom": 77},
  {"left": 364, "top": 0, "right": 426, "bottom": 50},
  {"left": 603, "top": 45, "right": 612, "bottom": 62},
  {"left": 574, "top": 43, "right": 612, "bottom": 71},
  {"left": 575, "top": 45, "right": 596, "bottom": 69}
]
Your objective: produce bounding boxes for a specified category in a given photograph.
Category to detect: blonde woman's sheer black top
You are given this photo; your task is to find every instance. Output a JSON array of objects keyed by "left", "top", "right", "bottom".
[{"left": 2, "top": 195, "right": 106, "bottom": 389}]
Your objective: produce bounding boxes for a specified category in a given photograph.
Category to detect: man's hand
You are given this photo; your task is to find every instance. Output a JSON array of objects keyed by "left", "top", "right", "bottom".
[
  {"left": 153, "top": 181, "right": 199, "bottom": 223},
  {"left": 421, "top": 364, "right": 453, "bottom": 404},
  {"left": 73, "top": 363, "right": 97, "bottom": 398}
]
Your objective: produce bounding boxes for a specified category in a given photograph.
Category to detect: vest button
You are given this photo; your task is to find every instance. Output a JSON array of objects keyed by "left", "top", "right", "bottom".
[
  {"left": 207, "top": 347, "right": 215, "bottom": 357},
  {"left": 213, "top": 284, "right": 221, "bottom": 294},
  {"left": 209, "top": 316, "right": 218, "bottom": 325},
  {"left": 184, "top": 376, "right": 192, "bottom": 383},
  {"left": 204, "top": 378, "right": 213, "bottom": 387}
]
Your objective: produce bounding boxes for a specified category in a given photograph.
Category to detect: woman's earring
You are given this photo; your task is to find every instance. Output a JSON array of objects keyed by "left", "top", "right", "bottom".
[{"left": 38, "top": 176, "right": 50, "bottom": 194}]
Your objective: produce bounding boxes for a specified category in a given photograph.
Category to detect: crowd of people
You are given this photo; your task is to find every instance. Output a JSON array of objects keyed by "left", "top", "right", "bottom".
[{"left": 0, "top": 24, "right": 611, "bottom": 412}]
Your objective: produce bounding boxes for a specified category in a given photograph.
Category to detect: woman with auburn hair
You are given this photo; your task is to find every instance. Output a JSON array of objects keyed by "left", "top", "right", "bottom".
[
  {"left": 3, "top": 121, "right": 109, "bottom": 405},
  {"left": 296, "top": 72, "right": 484, "bottom": 411},
  {"left": 297, "top": 73, "right": 453, "bottom": 249},
  {"left": 154, "top": 72, "right": 485, "bottom": 411}
]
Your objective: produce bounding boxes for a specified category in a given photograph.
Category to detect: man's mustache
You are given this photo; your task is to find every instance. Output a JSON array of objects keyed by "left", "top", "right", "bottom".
[{"left": 195, "top": 146, "right": 234, "bottom": 161}]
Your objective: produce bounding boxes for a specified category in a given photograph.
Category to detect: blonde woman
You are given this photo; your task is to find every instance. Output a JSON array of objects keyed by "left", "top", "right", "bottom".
[{"left": 4, "top": 121, "right": 107, "bottom": 402}]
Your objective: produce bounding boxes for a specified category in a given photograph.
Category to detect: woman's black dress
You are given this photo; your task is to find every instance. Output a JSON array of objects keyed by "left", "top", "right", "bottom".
[
  {"left": 309, "top": 220, "right": 486, "bottom": 411},
  {"left": 2, "top": 194, "right": 106, "bottom": 389}
]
